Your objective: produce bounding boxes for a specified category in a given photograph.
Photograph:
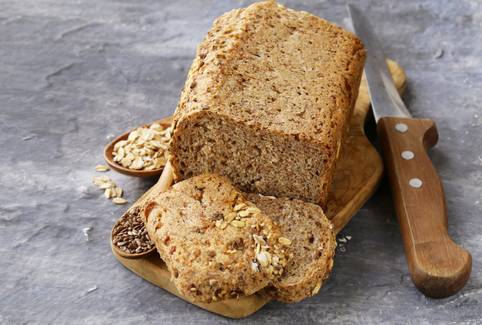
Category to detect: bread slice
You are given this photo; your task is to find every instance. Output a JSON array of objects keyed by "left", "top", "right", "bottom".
[
  {"left": 169, "top": 0, "right": 366, "bottom": 206},
  {"left": 247, "top": 193, "right": 336, "bottom": 303},
  {"left": 144, "top": 174, "right": 291, "bottom": 303}
]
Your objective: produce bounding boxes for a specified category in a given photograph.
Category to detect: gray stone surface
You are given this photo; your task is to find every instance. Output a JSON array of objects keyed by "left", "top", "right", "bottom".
[{"left": 0, "top": 0, "right": 481, "bottom": 323}]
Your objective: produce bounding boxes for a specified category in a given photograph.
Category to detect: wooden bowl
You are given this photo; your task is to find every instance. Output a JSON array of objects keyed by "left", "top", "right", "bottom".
[
  {"left": 103, "top": 118, "right": 173, "bottom": 177},
  {"left": 111, "top": 207, "right": 157, "bottom": 259}
]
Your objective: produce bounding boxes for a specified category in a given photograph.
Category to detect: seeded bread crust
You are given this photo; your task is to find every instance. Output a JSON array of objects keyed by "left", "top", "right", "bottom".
[
  {"left": 170, "top": 0, "right": 366, "bottom": 206},
  {"left": 144, "top": 174, "right": 290, "bottom": 303},
  {"left": 247, "top": 193, "right": 336, "bottom": 303}
]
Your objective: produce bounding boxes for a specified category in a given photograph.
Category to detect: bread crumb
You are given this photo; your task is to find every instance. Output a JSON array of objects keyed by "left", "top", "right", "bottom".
[
  {"left": 433, "top": 48, "right": 444, "bottom": 59},
  {"left": 82, "top": 227, "right": 92, "bottom": 241},
  {"left": 86, "top": 285, "right": 98, "bottom": 294}
]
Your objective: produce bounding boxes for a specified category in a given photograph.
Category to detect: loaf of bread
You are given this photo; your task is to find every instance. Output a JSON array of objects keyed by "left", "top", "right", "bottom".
[
  {"left": 247, "top": 193, "right": 336, "bottom": 302},
  {"left": 169, "top": 0, "right": 366, "bottom": 206},
  {"left": 144, "top": 174, "right": 291, "bottom": 303}
]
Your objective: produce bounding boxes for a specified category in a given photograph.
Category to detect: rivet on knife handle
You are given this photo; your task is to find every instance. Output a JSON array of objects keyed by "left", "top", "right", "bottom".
[{"left": 378, "top": 116, "right": 472, "bottom": 298}]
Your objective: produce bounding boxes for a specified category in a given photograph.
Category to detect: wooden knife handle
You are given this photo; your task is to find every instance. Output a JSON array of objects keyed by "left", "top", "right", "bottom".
[{"left": 377, "top": 116, "right": 471, "bottom": 298}]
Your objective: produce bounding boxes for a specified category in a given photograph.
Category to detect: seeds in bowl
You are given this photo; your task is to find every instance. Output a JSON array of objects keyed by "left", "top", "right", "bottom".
[
  {"left": 112, "top": 207, "right": 154, "bottom": 255},
  {"left": 112, "top": 123, "right": 172, "bottom": 171}
]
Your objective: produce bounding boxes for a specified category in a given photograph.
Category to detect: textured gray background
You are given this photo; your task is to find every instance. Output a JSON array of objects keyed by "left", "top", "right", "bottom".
[{"left": 1, "top": 0, "right": 481, "bottom": 324}]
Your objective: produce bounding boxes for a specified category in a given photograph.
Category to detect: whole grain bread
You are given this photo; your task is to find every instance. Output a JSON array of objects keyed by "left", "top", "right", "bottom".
[
  {"left": 247, "top": 193, "right": 336, "bottom": 303},
  {"left": 169, "top": 0, "right": 366, "bottom": 206},
  {"left": 144, "top": 174, "right": 291, "bottom": 303}
]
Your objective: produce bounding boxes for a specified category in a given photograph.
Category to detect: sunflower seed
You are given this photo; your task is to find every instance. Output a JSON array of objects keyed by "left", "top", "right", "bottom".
[
  {"left": 311, "top": 282, "right": 322, "bottom": 296},
  {"left": 237, "top": 210, "right": 251, "bottom": 217},
  {"left": 104, "top": 188, "right": 113, "bottom": 198},
  {"left": 278, "top": 237, "right": 292, "bottom": 246},
  {"left": 95, "top": 165, "right": 110, "bottom": 172},
  {"left": 256, "top": 251, "right": 270, "bottom": 267},
  {"left": 231, "top": 220, "right": 245, "bottom": 228},
  {"left": 113, "top": 197, "right": 128, "bottom": 205},
  {"left": 244, "top": 207, "right": 261, "bottom": 215},
  {"left": 113, "top": 187, "right": 123, "bottom": 198},
  {"left": 98, "top": 182, "right": 114, "bottom": 189},
  {"left": 215, "top": 219, "right": 228, "bottom": 229},
  {"left": 224, "top": 212, "right": 237, "bottom": 223},
  {"left": 130, "top": 157, "right": 144, "bottom": 170},
  {"left": 233, "top": 203, "right": 247, "bottom": 211}
]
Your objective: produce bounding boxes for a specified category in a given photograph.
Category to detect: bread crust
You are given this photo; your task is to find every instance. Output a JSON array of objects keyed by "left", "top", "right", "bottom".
[
  {"left": 144, "top": 174, "right": 290, "bottom": 303},
  {"left": 247, "top": 193, "right": 336, "bottom": 303}
]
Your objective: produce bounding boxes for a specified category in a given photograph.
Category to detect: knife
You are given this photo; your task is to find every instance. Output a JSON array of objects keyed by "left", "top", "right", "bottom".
[{"left": 347, "top": 4, "right": 471, "bottom": 298}]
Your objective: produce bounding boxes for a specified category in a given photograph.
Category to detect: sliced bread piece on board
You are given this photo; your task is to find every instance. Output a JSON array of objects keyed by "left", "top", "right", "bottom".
[
  {"left": 247, "top": 193, "right": 336, "bottom": 303},
  {"left": 170, "top": 0, "right": 366, "bottom": 207},
  {"left": 144, "top": 174, "right": 291, "bottom": 303}
]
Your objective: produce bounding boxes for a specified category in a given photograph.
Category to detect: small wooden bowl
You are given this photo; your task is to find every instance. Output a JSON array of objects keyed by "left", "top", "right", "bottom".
[
  {"left": 110, "top": 163, "right": 175, "bottom": 259},
  {"left": 103, "top": 118, "right": 172, "bottom": 177},
  {"left": 111, "top": 207, "right": 157, "bottom": 259}
]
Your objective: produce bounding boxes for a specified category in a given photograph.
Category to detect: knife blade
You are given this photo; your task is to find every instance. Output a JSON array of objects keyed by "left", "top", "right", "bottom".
[
  {"left": 347, "top": 4, "right": 471, "bottom": 298},
  {"left": 347, "top": 4, "right": 411, "bottom": 122}
]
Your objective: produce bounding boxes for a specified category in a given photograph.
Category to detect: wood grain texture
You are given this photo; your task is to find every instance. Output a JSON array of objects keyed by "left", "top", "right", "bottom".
[
  {"left": 111, "top": 240, "right": 270, "bottom": 319},
  {"left": 325, "top": 59, "right": 406, "bottom": 231},
  {"left": 378, "top": 117, "right": 471, "bottom": 298},
  {"left": 111, "top": 60, "right": 406, "bottom": 318}
]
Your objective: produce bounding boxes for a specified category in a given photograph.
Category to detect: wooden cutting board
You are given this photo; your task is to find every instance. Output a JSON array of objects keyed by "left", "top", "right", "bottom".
[{"left": 111, "top": 60, "right": 406, "bottom": 318}]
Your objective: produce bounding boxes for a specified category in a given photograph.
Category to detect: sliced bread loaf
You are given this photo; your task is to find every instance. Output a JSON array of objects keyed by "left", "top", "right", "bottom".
[
  {"left": 247, "top": 193, "right": 336, "bottom": 303},
  {"left": 144, "top": 174, "right": 291, "bottom": 303},
  {"left": 169, "top": 0, "right": 366, "bottom": 206}
]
